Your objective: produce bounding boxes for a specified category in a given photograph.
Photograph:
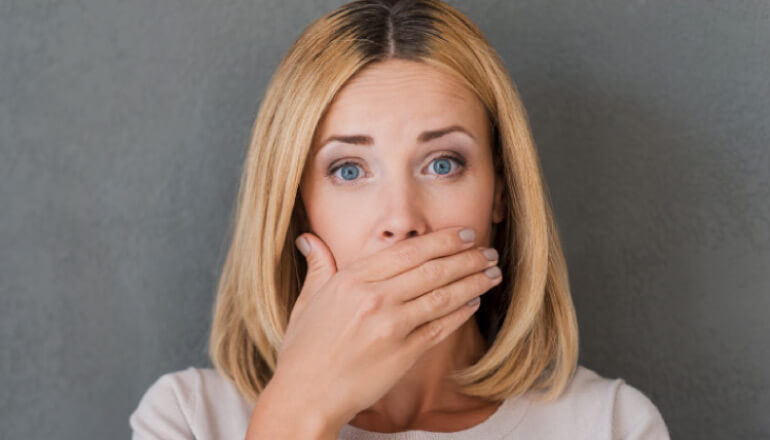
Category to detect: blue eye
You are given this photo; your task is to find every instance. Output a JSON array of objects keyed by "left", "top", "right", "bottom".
[
  {"left": 427, "top": 154, "right": 466, "bottom": 176},
  {"left": 431, "top": 157, "right": 454, "bottom": 175},
  {"left": 327, "top": 153, "right": 466, "bottom": 186},
  {"left": 326, "top": 162, "right": 364, "bottom": 184},
  {"left": 336, "top": 163, "right": 360, "bottom": 181}
]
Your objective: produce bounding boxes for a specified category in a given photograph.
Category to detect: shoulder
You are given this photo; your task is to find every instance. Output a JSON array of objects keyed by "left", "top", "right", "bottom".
[
  {"left": 129, "top": 367, "right": 200, "bottom": 440},
  {"left": 515, "top": 365, "right": 670, "bottom": 439},
  {"left": 129, "top": 367, "right": 254, "bottom": 440}
]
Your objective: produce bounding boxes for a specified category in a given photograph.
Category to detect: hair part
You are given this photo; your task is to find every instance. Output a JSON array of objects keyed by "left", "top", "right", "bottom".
[{"left": 208, "top": 0, "right": 579, "bottom": 405}]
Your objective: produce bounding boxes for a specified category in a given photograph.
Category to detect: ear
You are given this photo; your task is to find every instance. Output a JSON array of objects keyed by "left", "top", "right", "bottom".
[{"left": 492, "top": 173, "right": 506, "bottom": 224}]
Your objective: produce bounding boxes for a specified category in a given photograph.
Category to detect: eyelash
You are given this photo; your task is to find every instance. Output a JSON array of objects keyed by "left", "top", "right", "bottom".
[{"left": 326, "top": 153, "right": 467, "bottom": 186}]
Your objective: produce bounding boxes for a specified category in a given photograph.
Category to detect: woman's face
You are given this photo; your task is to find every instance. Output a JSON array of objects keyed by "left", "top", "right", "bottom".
[{"left": 299, "top": 58, "right": 505, "bottom": 271}]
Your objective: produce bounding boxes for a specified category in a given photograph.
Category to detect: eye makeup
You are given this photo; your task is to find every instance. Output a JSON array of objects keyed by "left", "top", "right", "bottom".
[{"left": 325, "top": 150, "right": 468, "bottom": 186}]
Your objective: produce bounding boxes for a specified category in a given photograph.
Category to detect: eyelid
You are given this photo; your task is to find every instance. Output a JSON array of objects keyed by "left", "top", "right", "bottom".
[{"left": 326, "top": 151, "right": 466, "bottom": 185}]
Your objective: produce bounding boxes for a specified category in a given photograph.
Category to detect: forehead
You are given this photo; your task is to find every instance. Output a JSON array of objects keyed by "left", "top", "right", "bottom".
[{"left": 313, "top": 59, "right": 489, "bottom": 148}]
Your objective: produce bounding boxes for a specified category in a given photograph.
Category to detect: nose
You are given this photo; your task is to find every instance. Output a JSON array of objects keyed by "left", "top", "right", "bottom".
[{"left": 377, "top": 178, "right": 427, "bottom": 244}]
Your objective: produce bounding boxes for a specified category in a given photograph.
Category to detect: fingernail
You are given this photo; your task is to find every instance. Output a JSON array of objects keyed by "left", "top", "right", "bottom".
[
  {"left": 295, "top": 236, "right": 311, "bottom": 256},
  {"left": 482, "top": 248, "right": 498, "bottom": 261},
  {"left": 485, "top": 266, "right": 501, "bottom": 278},
  {"left": 467, "top": 296, "right": 480, "bottom": 307},
  {"left": 459, "top": 228, "right": 476, "bottom": 243}
]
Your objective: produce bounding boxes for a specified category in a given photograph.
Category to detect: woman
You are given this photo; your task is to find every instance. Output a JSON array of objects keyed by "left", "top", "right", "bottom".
[{"left": 130, "top": 1, "right": 670, "bottom": 439}]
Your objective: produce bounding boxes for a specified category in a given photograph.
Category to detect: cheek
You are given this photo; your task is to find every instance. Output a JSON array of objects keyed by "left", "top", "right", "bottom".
[
  {"left": 430, "top": 196, "right": 493, "bottom": 224},
  {"left": 426, "top": 180, "right": 496, "bottom": 242},
  {"left": 302, "top": 191, "right": 367, "bottom": 270},
  {"left": 304, "top": 186, "right": 362, "bottom": 230}
]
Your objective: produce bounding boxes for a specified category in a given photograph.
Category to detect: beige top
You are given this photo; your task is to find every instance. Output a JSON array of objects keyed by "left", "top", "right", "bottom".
[{"left": 129, "top": 364, "right": 670, "bottom": 439}]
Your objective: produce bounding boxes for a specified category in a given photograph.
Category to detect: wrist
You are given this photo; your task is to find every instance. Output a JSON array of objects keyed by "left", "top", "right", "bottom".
[{"left": 250, "top": 372, "right": 340, "bottom": 439}]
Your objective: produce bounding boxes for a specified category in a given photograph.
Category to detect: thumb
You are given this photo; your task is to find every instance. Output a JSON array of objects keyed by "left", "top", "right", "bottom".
[{"left": 295, "top": 232, "right": 338, "bottom": 296}]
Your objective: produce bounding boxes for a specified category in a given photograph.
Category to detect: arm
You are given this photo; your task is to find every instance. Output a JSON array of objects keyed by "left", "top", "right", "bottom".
[{"left": 244, "top": 373, "right": 341, "bottom": 440}]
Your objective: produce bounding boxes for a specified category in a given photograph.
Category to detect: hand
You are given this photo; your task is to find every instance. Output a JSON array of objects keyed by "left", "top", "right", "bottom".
[{"left": 272, "top": 226, "right": 502, "bottom": 434}]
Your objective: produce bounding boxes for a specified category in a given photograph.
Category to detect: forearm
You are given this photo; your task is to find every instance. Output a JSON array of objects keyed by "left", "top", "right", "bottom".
[{"left": 244, "top": 374, "right": 340, "bottom": 440}]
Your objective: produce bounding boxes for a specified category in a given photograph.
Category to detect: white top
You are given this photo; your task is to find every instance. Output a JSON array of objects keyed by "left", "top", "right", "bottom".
[{"left": 129, "top": 364, "right": 671, "bottom": 440}]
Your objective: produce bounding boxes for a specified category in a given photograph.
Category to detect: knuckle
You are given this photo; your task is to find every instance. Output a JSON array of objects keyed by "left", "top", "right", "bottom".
[
  {"left": 429, "top": 287, "right": 451, "bottom": 308},
  {"left": 395, "top": 244, "right": 421, "bottom": 267},
  {"left": 358, "top": 292, "right": 384, "bottom": 316},
  {"left": 362, "top": 279, "right": 383, "bottom": 298},
  {"left": 374, "top": 320, "right": 398, "bottom": 341},
  {"left": 426, "top": 320, "right": 443, "bottom": 340},
  {"left": 418, "top": 260, "right": 443, "bottom": 280}
]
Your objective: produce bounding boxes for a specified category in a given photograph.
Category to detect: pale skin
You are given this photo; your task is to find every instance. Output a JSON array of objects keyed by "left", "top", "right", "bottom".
[{"left": 295, "top": 58, "right": 506, "bottom": 432}]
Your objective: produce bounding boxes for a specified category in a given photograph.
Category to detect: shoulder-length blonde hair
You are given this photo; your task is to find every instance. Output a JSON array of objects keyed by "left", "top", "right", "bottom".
[{"left": 208, "top": 0, "right": 578, "bottom": 405}]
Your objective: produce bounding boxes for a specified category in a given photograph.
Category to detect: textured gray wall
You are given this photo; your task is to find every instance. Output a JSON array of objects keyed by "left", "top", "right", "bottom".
[{"left": 1, "top": 1, "right": 768, "bottom": 439}]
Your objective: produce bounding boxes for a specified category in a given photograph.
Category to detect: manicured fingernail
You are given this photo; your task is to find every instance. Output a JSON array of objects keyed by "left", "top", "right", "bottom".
[
  {"left": 295, "top": 236, "right": 311, "bottom": 256},
  {"left": 482, "top": 248, "right": 498, "bottom": 261},
  {"left": 459, "top": 228, "right": 476, "bottom": 243},
  {"left": 467, "top": 296, "right": 480, "bottom": 307},
  {"left": 485, "top": 266, "right": 501, "bottom": 278}
]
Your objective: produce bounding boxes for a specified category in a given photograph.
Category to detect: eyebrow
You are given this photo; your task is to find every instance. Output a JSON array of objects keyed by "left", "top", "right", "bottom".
[{"left": 316, "top": 124, "right": 476, "bottom": 153}]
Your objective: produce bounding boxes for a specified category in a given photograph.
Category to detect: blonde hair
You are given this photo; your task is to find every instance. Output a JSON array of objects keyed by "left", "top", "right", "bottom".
[{"left": 208, "top": 0, "right": 579, "bottom": 405}]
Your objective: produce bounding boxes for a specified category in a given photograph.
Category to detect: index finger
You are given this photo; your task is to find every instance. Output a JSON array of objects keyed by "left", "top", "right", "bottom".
[{"left": 350, "top": 226, "right": 479, "bottom": 282}]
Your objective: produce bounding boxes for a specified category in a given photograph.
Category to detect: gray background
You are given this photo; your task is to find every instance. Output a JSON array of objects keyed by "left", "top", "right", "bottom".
[{"left": 1, "top": 1, "right": 768, "bottom": 438}]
